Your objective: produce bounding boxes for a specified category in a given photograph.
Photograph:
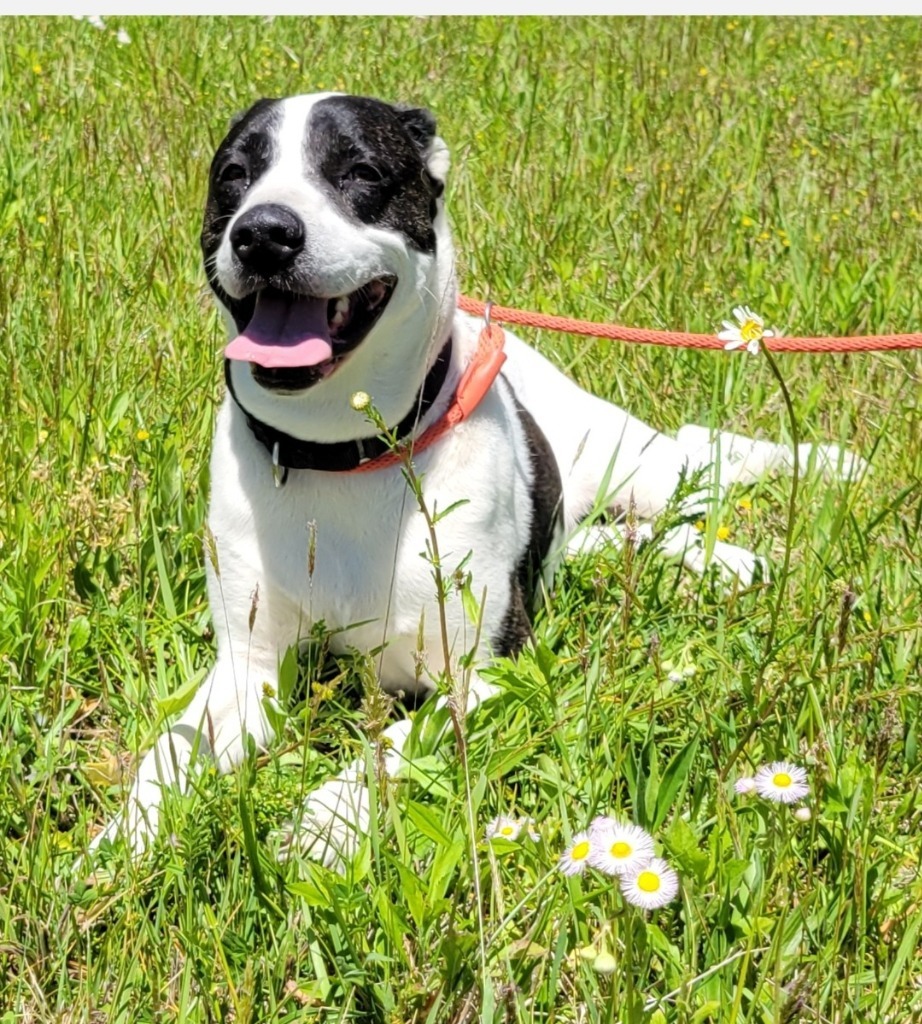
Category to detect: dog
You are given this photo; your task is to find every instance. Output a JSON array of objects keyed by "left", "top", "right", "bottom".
[{"left": 92, "top": 92, "right": 862, "bottom": 866}]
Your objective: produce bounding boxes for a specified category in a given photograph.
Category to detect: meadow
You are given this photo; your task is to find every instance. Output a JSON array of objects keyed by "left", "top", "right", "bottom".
[{"left": 1, "top": 14, "right": 921, "bottom": 1023}]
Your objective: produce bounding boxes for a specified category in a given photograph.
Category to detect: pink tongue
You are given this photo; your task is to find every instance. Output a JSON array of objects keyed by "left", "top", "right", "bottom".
[{"left": 224, "top": 292, "right": 334, "bottom": 369}]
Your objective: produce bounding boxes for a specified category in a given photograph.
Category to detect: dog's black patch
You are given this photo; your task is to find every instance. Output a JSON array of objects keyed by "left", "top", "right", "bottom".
[
  {"left": 493, "top": 380, "right": 564, "bottom": 657},
  {"left": 201, "top": 98, "right": 283, "bottom": 331},
  {"left": 308, "top": 95, "right": 441, "bottom": 254}
]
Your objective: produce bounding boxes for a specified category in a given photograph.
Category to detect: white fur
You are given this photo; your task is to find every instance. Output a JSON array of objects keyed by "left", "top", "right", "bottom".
[{"left": 92, "top": 94, "right": 865, "bottom": 866}]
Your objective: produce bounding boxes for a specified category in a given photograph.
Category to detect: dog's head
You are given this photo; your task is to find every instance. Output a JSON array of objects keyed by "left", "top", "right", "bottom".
[{"left": 202, "top": 93, "right": 455, "bottom": 440}]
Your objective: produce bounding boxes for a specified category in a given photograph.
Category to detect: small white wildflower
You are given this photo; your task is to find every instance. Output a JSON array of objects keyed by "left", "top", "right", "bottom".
[
  {"left": 485, "top": 815, "right": 521, "bottom": 841},
  {"left": 667, "top": 669, "right": 683, "bottom": 683},
  {"left": 619, "top": 857, "right": 680, "bottom": 910},
  {"left": 793, "top": 805, "right": 813, "bottom": 823},
  {"left": 734, "top": 777, "right": 757, "bottom": 795},
  {"left": 558, "top": 831, "right": 593, "bottom": 876},
  {"left": 587, "top": 819, "right": 655, "bottom": 877},
  {"left": 350, "top": 390, "right": 371, "bottom": 411},
  {"left": 116, "top": 28, "right": 131, "bottom": 45},
  {"left": 754, "top": 761, "right": 810, "bottom": 804},
  {"left": 719, "top": 305, "right": 774, "bottom": 355},
  {"left": 87, "top": 14, "right": 106, "bottom": 29}
]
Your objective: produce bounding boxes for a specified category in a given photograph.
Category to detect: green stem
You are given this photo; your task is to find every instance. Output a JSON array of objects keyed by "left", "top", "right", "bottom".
[
  {"left": 760, "top": 345, "right": 800, "bottom": 679},
  {"left": 722, "top": 345, "right": 801, "bottom": 776}
]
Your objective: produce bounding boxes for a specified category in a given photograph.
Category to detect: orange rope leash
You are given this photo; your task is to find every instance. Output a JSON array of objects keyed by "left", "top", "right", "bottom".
[{"left": 457, "top": 295, "right": 922, "bottom": 354}]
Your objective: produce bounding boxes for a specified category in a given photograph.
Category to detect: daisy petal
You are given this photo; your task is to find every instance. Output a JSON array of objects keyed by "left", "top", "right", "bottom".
[
  {"left": 559, "top": 831, "right": 593, "bottom": 875},
  {"left": 485, "top": 815, "right": 522, "bottom": 841},
  {"left": 620, "top": 857, "right": 680, "bottom": 909},
  {"left": 587, "top": 820, "right": 655, "bottom": 877},
  {"left": 754, "top": 761, "right": 809, "bottom": 804}
]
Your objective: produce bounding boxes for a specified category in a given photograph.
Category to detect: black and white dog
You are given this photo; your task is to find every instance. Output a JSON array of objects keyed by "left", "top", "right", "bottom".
[{"left": 94, "top": 92, "right": 860, "bottom": 865}]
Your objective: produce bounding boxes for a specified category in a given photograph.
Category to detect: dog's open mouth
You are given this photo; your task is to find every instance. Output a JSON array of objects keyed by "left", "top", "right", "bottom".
[{"left": 225, "top": 276, "right": 397, "bottom": 390}]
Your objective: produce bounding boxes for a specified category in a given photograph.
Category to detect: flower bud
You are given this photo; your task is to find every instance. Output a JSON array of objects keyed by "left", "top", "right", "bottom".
[{"left": 592, "top": 951, "right": 617, "bottom": 975}]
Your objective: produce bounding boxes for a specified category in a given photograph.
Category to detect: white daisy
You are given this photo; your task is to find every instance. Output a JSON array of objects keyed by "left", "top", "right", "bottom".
[
  {"left": 734, "top": 777, "right": 757, "bottom": 795},
  {"left": 793, "top": 806, "right": 812, "bottom": 823},
  {"left": 619, "top": 857, "right": 680, "bottom": 910},
  {"left": 587, "top": 819, "right": 655, "bottom": 877},
  {"left": 485, "top": 815, "right": 522, "bottom": 841},
  {"left": 754, "top": 761, "right": 809, "bottom": 804},
  {"left": 558, "top": 831, "right": 593, "bottom": 876},
  {"left": 718, "top": 305, "right": 774, "bottom": 355}
]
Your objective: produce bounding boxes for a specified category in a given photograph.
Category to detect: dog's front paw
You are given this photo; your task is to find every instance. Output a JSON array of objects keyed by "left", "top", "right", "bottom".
[
  {"left": 277, "top": 773, "right": 371, "bottom": 871},
  {"left": 797, "top": 443, "right": 868, "bottom": 481}
]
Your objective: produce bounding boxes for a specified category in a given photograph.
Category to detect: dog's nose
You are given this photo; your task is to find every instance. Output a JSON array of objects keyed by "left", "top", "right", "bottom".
[{"left": 230, "top": 204, "right": 305, "bottom": 276}]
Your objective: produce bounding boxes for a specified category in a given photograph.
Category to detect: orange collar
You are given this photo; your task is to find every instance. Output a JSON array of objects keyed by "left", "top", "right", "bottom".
[{"left": 348, "top": 323, "right": 507, "bottom": 474}]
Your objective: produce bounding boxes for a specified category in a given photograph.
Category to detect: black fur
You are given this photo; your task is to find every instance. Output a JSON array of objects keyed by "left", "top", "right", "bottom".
[
  {"left": 200, "top": 98, "right": 282, "bottom": 331},
  {"left": 309, "top": 95, "right": 440, "bottom": 254},
  {"left": 492, "top": 378, "right": 564, "bottom": 657}
]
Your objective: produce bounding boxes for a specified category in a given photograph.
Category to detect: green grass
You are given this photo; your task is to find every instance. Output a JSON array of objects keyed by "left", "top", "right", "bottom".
[{"left": 2, "top": 14, "right": 922, "bottom": 1023}]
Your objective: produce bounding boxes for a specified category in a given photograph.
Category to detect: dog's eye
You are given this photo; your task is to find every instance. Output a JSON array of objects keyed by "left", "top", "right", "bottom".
[
  {"left": 219, "top": 162, "right": 248, "bottom": 185},
  {"left": 343, "top": 162, "right": 383, "bottom": 185}
]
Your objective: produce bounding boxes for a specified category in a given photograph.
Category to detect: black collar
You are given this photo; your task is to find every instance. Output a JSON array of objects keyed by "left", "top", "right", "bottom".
[{"left": 224, "top": 336, "right": 453, "bottom": 480}]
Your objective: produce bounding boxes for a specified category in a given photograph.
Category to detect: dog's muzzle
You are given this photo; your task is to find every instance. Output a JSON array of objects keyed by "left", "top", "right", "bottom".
[
  {"left": 221, "top": 203, "right": 397, "bottom": 392},
  {"left": 230, "top": 203, "right": 305, "bottom": 279}
]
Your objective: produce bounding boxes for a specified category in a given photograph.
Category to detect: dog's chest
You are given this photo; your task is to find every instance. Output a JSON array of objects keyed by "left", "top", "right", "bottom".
[
  {"left": 207, "top": 395, "right": 531, "bottom": 647},
  {"left": 212, "top": 449, "right": 416, "bottom": 627}
]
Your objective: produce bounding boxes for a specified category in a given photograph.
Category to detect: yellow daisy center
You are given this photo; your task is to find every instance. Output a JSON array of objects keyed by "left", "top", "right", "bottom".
[
  {"left": 610, "top": 841, "right": 632, "bottom": 859},
  {"left": 571, "top": 841, "right": 591, "bottom": 861},
  {"left": 740, "top": 318, "right": 763, "bottom": 343},
  {"left": 500, "top": 826, "right": 514, "bottom": 836},
  {"left": 773, "top": 772, "right": 792, "bottom": 788},
  {"left": 637, "top": 871, "right": 661, "bottom": 893}
]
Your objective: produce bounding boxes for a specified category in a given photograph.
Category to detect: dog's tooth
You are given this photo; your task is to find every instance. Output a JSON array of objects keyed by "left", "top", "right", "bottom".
[{"left": 330, "top": 296, "right": 350, "bottom": 331}]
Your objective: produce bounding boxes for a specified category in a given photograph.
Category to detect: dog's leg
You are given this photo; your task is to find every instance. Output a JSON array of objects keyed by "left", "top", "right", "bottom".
[
  {"left": 91, "top": 643, "right": 280, "bottom": 855},
  {"left": 565, "top": 519, "right": 766, "bottom": 584},
  {"left": 281, "top": 673, "right": 498, "bottom": 870},
  {"left": 676, "top": 425, "right": 868, "bottom": 487}
]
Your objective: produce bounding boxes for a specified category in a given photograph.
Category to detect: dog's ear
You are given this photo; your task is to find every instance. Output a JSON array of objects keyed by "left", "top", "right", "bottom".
[{"left": 397, "top": 106, "right": 450, "bottom": 191}]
